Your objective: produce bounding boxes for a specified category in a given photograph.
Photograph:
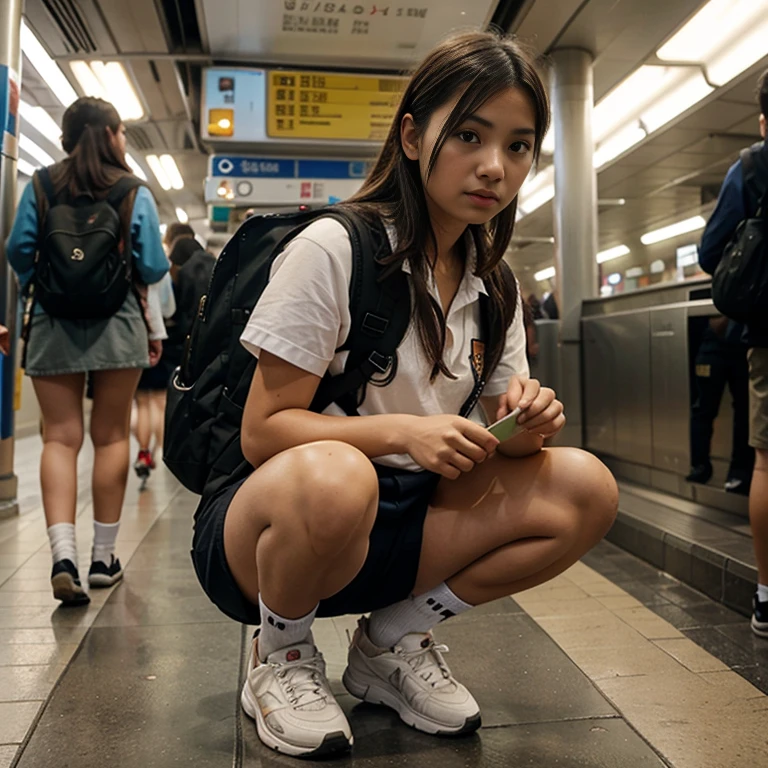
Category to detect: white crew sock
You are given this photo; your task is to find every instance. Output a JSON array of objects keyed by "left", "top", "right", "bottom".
[
  {"left": 257, "top": 594, "right": 318, "bottom": 661},
  {"left": 92, "top": 521, "right": 120, "bottom": 566},
  {"left": 47, "top": 523, "right": 78, "bottom": 567},
  {"left": 367, "top": 582, "right": 474, "bottom": 649},
  {"left": 757, "top": 584, "right": 768, "bottom": 603}
]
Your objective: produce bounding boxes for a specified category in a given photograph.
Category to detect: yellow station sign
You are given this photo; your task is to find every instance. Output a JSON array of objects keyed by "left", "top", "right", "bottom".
[{"left": 267, "top": 70, "right": 406, "bottom": 141}]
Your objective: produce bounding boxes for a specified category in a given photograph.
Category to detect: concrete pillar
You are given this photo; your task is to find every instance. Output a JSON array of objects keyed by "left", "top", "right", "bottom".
[
  {"left": 550, "top": 48, "right": 598, "bottom": 447},
  {"left": 0, "top": 0, "right": 22, "bottom": 519}
]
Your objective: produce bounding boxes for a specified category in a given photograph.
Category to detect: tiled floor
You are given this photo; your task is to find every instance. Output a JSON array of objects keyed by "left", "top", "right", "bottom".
[{"left": 1, "top": 435, "right": 767, "bottom": 767}]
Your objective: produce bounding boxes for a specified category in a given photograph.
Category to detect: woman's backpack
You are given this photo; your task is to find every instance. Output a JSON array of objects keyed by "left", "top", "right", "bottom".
[
  {"left": 712, "top": 146, "right": 768, "bottom": 328},
  {"left": 162, "top": 208, "right": 413, "bottom": 496},
  {"left": 31, "top": 167, "right": 143, "bottom": 320}
]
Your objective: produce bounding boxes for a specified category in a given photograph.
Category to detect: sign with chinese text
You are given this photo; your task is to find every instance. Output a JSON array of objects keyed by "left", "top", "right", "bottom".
[{"left": 267, "top": 70, "right": 405, "bottom": 140}]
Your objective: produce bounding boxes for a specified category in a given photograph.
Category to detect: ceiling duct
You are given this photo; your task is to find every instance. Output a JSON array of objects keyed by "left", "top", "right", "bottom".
[
  {"left": 41, "top": 0, "right": 97, "bottom": 54},
  {"left": 157, "top": 0, "right": 203, "bottom": 53}
]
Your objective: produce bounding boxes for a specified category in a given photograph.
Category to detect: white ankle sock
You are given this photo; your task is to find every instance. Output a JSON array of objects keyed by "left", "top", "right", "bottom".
[
  {"left": 757, "top": 584, "right": 768, "bottom": 603},
  {"left": 257, "top": 595, "right": 318, "bottom": 661},
  {"left": 92, "top": 521, "right": 120, "bottom": 565},
  {"left": 47, "top": 523, "right": 78, "bottom": 567},
  {"left": 367, "top": 582, "right": 474, "bottom": 649}
]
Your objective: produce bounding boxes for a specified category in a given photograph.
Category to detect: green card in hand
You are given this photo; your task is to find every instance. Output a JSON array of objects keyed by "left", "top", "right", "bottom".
[{"left": 487, "top": 407, "right": 523, "bottom": 442}]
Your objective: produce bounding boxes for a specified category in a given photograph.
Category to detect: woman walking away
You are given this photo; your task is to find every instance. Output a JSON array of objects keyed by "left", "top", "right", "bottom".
[
  {"left": 6, "top": 97, "right": 169, "bottom": 606},
  {"left": 189, "top": 30, "right": 618, "bottom": 758}
]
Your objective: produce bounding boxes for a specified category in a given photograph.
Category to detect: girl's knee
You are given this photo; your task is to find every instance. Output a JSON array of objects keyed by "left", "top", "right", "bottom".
[
  {"left": 554, "top": 448, "right": 618, "bottom": 533},
  {"left": 43, "top": 425, "right": 84, "bottom": 452},
  {"left": 276, "top": 441, "right": 379, "bottom": 554}
]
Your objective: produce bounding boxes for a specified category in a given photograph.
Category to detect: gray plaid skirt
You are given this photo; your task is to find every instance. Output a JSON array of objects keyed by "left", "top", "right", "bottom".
[{"left": 24, "top": 291, "right": 150, "bottom": 377}]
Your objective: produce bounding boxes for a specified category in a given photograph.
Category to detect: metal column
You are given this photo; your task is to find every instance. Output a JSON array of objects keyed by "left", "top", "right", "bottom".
[
  {"left": 551, "top": 48, "right": 599, "bottom": 447},
  {"left": 0, "top": 0, "right": 22, "bottom": 519}
]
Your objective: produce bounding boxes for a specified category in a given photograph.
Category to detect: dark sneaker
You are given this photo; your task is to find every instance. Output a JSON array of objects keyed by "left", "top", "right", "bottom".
[
  {"left": 134, "top": 450, "right": 151, "bottom": 478},
  {"left": 51, "top": 559, "right": 90, "bottom": 606},
  {"left": 686, "top": 463, "right": 713, "bottom": 484},
  {"left": 89, "top": 555, "right": 124, "bottom": 588},
  {"left": 752, "top": 593, "right": 768, "bottom": 638}
]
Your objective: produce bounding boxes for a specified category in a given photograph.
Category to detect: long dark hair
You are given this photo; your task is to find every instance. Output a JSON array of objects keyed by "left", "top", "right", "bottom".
[
  {"left": 52, "top": 97, "right": 132, "bottom": 198},
  {"left": 348, "top": 30, "right": 549, "bottom": 381}
]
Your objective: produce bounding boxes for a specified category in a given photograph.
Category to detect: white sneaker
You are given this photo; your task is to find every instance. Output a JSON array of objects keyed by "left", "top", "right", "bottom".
[
  {"left": 342, "top": 617, "right": 481, "bottom": 736},
  {"left": 240, "top": 633, "right": 353, "bottom": 757}
]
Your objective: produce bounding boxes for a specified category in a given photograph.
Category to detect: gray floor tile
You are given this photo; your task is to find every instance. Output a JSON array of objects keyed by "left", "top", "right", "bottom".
[
  {"left": 13, "top": 623, "right": 243, "bottom": 768},
  {"left": 242, "top": 715, "right": 667, "bottom": 767},
  {"left": 0, "top": 701, "right": 42, "bottom": 744},
  {"left": 431, "top": 614, "right": 618, "bottom": 726},
  {"left": 0, "top": 745, "right": 18, "bottom": 768}
]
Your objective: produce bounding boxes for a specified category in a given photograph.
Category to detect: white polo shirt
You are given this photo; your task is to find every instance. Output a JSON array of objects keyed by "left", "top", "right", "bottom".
[{"left": 240, "top": 217, "right": 529, "bottom": 471}]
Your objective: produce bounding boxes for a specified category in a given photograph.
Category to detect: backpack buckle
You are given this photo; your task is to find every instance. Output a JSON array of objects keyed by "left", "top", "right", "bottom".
[
  {"left": 368, "top": 351, "right": 391, "bottom": 374},
  {"left": 362, "top": 312, "right": 388, "bottom": 336}
]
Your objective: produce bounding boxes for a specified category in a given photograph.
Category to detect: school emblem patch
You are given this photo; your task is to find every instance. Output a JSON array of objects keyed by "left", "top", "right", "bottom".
[{"left": 470, "top": 339, "right": 485, "bottom": 383}]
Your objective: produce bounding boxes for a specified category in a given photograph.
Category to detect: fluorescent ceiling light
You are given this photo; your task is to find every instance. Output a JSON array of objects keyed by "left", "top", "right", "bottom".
[
  {"left": 17, "top": 157, "right": 37, "bottom": 177},
  {"left": 18, "top": 101, "right": 61, "bottom": 148},
  {"left": 640, "top": 72, "right": 714, "bottom": 133},
  {"left": 70, "top": 61, "right": 106, "bottom": 100},
  {"left": 656, "top": 0, "right": 762, "bottom": 64},
  {"left": 20, "top": 21, "right": 78, "bottom": 107},
  {"left": 707, "top": 17, "right": 768, "bottom": 86},
  {"left": 540, "top": 127, "right": 555, "bottom": 155},
  {"left": 70, "top": 60, "right": 144, "bottom": 121},
  {"left": 534, "top": 266, "right": 556, "bottom": 282},
  {"left": 640, "top": 216, "right": 706, "bottom": 245},
  {"left": 593, "top": 67, "right": 672, "bottom": 143},
  {"left": 146, "top": 154, "right": 172, "bottom": 190},
  {"left": 657, "top": 0, "right": 768, "bottom": 88},
  {"left": 19, "top": 134, "right": 54, "bottom": 166},
  {"left": 518, "top": 165, "right": 555, "bottom": 216},
  {"left": 175, "top": 207, "right": 189, "bottom": 224},
  {"left": 593, "top": 124, "right": 646, "bottom": 169},
  {"left": 596, "top": 244, "right": 630, "bottom": 264},
  {"left": 159, "top": 154, "right": 184, "bottom": 190},
  {"left": 125, "top": 153, "right": 148, "bottom": 181},
  {"left": 159, "top": 223, "right": 168, "bottom": 237}
]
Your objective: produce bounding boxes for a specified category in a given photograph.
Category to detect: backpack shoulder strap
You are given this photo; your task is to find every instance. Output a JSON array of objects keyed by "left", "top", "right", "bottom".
[
  {"left": 310, "top": 210, "right": 410, "bottom": 415},
  {"left": 34, "top": 167, "right": 57, "bottom": 208},
  {"left": 741, "top": 145, "right": 768, "bottom": 214},
  {"left": 106, "top": 176, "right": 145, "bottom": 211}
]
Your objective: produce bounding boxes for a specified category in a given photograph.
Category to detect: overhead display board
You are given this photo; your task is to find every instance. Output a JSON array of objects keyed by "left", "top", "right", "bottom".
[
  {"left": 201, "top": 68, "right": 268, "bottom": 142},
  {"left": 201, "top": 0, "right": 501, "bottom": 69},
  {"left": 266, "top": 70, "right": 405, "bottom": 141}
]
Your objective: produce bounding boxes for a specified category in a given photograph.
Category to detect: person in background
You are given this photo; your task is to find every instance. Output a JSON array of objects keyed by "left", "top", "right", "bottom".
[
  {"left": 134, "top": 270, "right": 176, "bottom": 479},
  {"left": 5, "top": 97, "right": 168, "bottom": 606},
  {"left": 686, "top": 316, "right": 753, "bottom": 494},
  {"left": 168, "top": 236, "right": 216, "bottom": 349},
  {"left": 697, "top": 69, "right": 768, "bottom": 638}
]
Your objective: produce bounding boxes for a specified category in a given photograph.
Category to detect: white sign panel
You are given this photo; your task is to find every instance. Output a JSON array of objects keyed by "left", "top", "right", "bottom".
[
  {"left": 205, "top": 176, "right": 364, "bottom": 206},
  {"left": 201, "top": 0, "right": 501, "bottom": 68}
]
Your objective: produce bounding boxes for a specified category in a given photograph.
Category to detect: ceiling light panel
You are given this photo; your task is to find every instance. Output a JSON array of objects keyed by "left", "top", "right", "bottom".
[
  {"left": 160, "top": 155, "right": 184, "bottom": 190},
  {"left": 146, "top": 154, "right": 172, "bottom": 190},
  {"left": 640, "top": 216, "right": 706, "bottom": 245},
  {"left": 20, "top": 21, "right": 78, "bottom": 107},
  {"left": 19, "top": 134, "right": 54, "bottom": 166},
  {"left": 18, "top": 101, "right": 62, "bottom": 148},
  {"left": 596, "top": 245, "right": 630, "bottom": 264},
  {"left": 535, "top": 266, "right": 556, "bottom": 282}
]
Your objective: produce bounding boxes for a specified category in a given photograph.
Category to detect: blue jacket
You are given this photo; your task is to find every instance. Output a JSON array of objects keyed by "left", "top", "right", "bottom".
[
  {"left": 5, "top": 181, "right": 169, "bottom": 313},
  {"left": 699, "top": 142, "right": 766, "bottom": 347}
]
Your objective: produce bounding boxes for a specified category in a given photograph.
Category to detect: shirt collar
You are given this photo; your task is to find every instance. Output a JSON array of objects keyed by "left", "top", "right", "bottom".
[{"left": 384, "top": 222, "right": 489, "bottom": 300}]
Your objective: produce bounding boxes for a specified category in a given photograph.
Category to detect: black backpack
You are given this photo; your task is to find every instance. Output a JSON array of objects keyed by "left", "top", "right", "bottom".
[
  {"left": 30, "top": 166, "right": 144, "bottom": 320},
  {"left": 163, "top": 207, "right": 498, "bottom": 496},
  {"left": 712, "top": 143, "right": 768, "bottom": 328}
]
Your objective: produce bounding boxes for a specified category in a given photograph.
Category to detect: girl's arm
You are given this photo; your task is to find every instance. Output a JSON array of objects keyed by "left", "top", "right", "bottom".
[
  {"left": 242, "top": 350, "right": 497, "bottom": 476},
  {"left": 131, "top": 187, "right": 169, "bottom": 285},
  {"left": 5, "top": 183, "right": 38, "bottom": 290}
]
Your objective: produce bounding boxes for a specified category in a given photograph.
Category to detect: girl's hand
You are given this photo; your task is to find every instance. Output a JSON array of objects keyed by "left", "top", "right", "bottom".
[
  {"left": 404, "top": 414, "right": 499, "bottom": 479},
  {"left": 496, "top": 375, "right": 565, "bottom": 439},
  {"left": 148, "top": 340, "right": 163, "bottom": 367}
]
